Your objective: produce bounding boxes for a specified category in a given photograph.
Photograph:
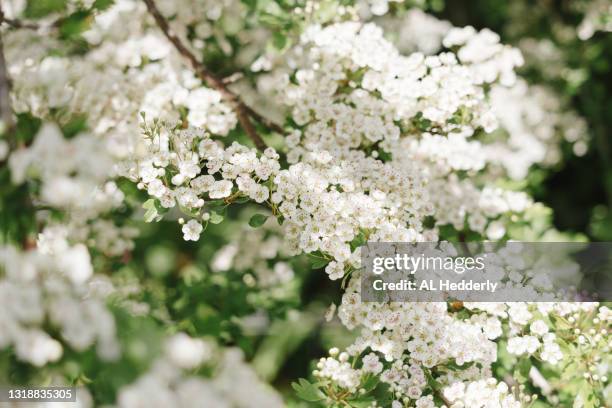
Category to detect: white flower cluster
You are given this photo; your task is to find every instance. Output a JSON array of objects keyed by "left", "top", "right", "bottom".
[
  {"left": 0, "top": 243, "right": 119, "bottom": 366},
  {"left": 379, "top": 8, "right": 452, "bottom": 55},
  {"left": 378, "top": 11, "right": 589, "bottom": 181},
  {"left": 487, "top": 80, "right": 588, "bottom": 179},
  {"left": 285, "top": 22, "right": 502, "bottom": 145},
  {"left": 315, "top": 351, "right": 525, "bottom": 408},
  {"left": 275, "top": 154, "right": 434, "bottom": 279},
  {"left": 500, "top": 302, "right": 608, "bottom": 365},
  {"left": 8, "top": 123, "right": 116, "bottom": 210},
  {"left": 315, "top": 352, "right": 361, "bottom": 390},
  {"left": 0, "top": 0, "right": 607, "bottom": 405},
  {"left": 4, "top": 33, "right": 142, "bottom": 254},
  {"left": 358, "top": 0, "right": 405, "bottom": 17},
  {"left": 313, "top": 240, "right": 611, "bottom": 404},
  {"left": 4, "top": 0, "right": 251, "bottom": 255},
  {"left": 515, "top": 38, "right": 566, "bottom": 81},
  {"left": 442, "top": 378, "right": 521, "bottom": 408},
  {"left": 118, "top": 333, "right": 283, "bottom": 408},
  {"left": 339, "top": 279, "right": 498, "bottom": 366},
  {"left": 211, "top": 216, "right": 295, "bottom": 288},
  {"left": 442, "top": 26, "right": 523, "bottom": 87},
  {"left": 576, "top": 0, "right": 612, "bottom": 40},
  {"left": 136, "top": 22, "right": 537, "bottom": 278},
  {"left": 73, "top": 4, "right": 602, "bottom": 405},
  {"left": 129, "top": 120, "right": 280, "bottom": 239},
  {"left": 153, "top": 0, "right": 269, "bottom": 69},
  {"left": 6, "top": 123, "right": 136, "bottom": 256},
  {"left": 265, "top": 22, "right": 534, "bottom": 279}
]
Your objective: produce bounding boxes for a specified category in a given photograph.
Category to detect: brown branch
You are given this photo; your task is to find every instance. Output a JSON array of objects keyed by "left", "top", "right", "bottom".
[
  {"left": 243, "top": 104, "right": 285, "bottom": 135},
  {"left": 235, "top": 104, "right": 266, "bottom": 151},
  {"left": 142, "top": 0, "right": 283, "bottom": 150},
  {"left": 435, "top": 389, "right": 453, "bottom": 407},
  {"left": 0, "top": 7, "right": 60, "bottom": 31},
  {"left": 0, "top": 16, "right": 40, "bottom": 30}
]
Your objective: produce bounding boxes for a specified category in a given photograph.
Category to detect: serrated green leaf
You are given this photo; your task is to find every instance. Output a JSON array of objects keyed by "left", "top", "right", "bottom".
[
  {"left": 143, "top": 198, "right": 168, "bottom": 222},
  {"left": 143, "top": 199, "right": 159, "bottom": 223},
  {"left": 248, "top": 213, "right": 268, "bottom": 228},
  {"left": 209, "top": 211, "right": 224, "bottom": 224},
  {"left": 291, "top": 379, "right": 325, "bottom": 402}
]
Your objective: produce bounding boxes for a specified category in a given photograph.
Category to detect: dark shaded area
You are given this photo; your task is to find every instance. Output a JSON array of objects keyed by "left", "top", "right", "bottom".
[{"left": 543, "top": 152, "right": 607, "bottom": 232}]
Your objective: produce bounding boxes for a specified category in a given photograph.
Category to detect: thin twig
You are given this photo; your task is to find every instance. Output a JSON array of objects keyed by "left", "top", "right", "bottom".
[
  {"left": 0, "top": 7, "right": 59, "bottom": 31},
  {"left": 243, "top": 104, "right": 285, "bottom": 135},
  {"left": 221, "top": 72, "right": 285, "bottom": 133},
  {"left": 235, "top": 104, "right": 267, "bottom": 150},
  {"left": 142, "top": 0, "right": 282, "bottom": 150},
  {"left": 0, "top": 16, "right": 40, "bottom": 30},
  {"left": 435, "top": 389, "right": 453, "bottom": 407}
]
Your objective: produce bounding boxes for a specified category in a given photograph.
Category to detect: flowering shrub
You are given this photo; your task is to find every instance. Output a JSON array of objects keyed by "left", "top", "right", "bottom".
[{"left": 0, "top": 0, "right": 610, "bottom": 407}]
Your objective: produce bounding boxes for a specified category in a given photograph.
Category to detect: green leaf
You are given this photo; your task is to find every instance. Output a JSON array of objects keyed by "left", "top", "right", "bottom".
[
  {"left": 62, "top": 114, "right": 88, "bottom": 138},
  {"left": 575, "top": 380, "right": 599, "bottom": 408},
  {"left": 446, "top": 360, "right": 473, "bottom": 371},
  {"left": 291, "top": 379, "right": 325, "bottom": 402},
  {"left": 271, "top": 32, "right": 291, "bottom": 51},
  {"left": 14, "top": 113, "right": 42, "bottom": 145},
  {"left": 309, "top": 255, "right": 330, "bottom": 269},
  {"left": 248, "top": 214, "right": 268, "bottom": 228},
  {"left": 234, "top": 196, "right": 251, "bottom": 204},
  {"left": 350, "top": 230, "right": 366, "bottom": 251},
  {"left": 59, "top": 10, "right": 92, "bottom": 39},
  {"left": 424, "top": 368, "right": 442, "bottom": 391},
  {"left": 143, "top": 199, "right": 159, "bottom": 223},
  {"left": 206, "top": 199, "right": 226, "bottom": 209},
  {"left": 143, "top": 199, "right": 167, "bottom": 222},
  {"left": 209, "top": 211, "right": 224, "bottom": 224},
  {"left": 92, "top": 0, "right": 115, "bottom": 11},
  {"left": 25, "top": 0, "right": 66, "bottom": 18},
  {"left": 347, "top": 396, "right": 376, "bottom": 408},
  {"left": 361, "top": 375, "right": 379, "bottom": 392},
  {"left": 514, "top": 357, "right": 532, "bottom": 383}
]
